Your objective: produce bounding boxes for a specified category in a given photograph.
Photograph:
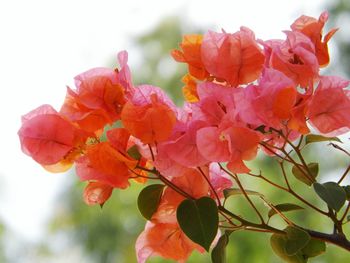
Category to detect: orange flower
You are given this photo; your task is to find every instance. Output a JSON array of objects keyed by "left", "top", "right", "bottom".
[
  {"left": 182, "top": 74, "right": 199, "bottom": 102},
  {"left": 60, "top": 67, "right": 126, "bottom": 134},
  {"left": 76, "top": 142, "right": 136, "bottom": 189},
  {"left": 121, "top": 94, "right": 176, "bottom": 144},
  {"left": 83, "top": 181, "right": 113, "bottom": 206},
  {"left": 136, "top": 222, "right": 204, "bottom": 263},
  {"left": 171, "top": 34, "right": 209, "bottom": 80},
  {"left": 291, "top": 11, "right": 338, "bottom": 67}
]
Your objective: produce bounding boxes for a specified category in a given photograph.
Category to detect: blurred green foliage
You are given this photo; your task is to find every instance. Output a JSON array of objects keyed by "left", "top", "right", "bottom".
[{"left": 43, "top": 4, "right": 350, "bottom": 263}]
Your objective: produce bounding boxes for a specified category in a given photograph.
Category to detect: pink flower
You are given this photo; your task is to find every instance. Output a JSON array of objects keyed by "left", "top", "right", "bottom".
[
  {"left": 163, "top": 120, "right": 209, "bottom": 167},
  {"left": 262, "top": 31, "right": 319, "bottom": 87},
  {"left": 201, "top": 27, "right": 265, "bottom": 86},
  {"left": 308, "top": 76, "right": 350, "bottom": 135},
  {"left": 192, "top": 82, "right": 237, "bottom": 126},
  {"left": 238, "top": 68, "right": 297, "bottom": 129},
  {"left": 197, "top": 122, "right": 260, "bottom": 173},
  {"left": 18, "top": 104, "right": 88, "bottom": 167}
]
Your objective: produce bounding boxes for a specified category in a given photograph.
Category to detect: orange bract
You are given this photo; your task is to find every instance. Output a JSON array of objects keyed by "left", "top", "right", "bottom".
[
  {"left": 121, "top": 95, "right": 176, "bottom": 144},
  {"left": 182, "top": 74, "right": 199, "bottom": 103},
  {"left": 76, "top": 142, "right": 136, "bottom": 188},
  {"left": 291, "top": 11, "right": 338, "bottom": 67},
  {"left": 83, "top": 181, "right": 113, "bottom": 206},
  {"left": 171, "top": 34, "right": 209, "bottom": 80},
  {"left": 272, "top": 86, "right": 297, "bottom": 119}
]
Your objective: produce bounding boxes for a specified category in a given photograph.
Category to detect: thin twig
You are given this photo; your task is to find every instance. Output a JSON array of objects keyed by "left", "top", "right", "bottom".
[
  {"left": 338, "top": 164, "right": 350, "bottom": 184},
  {"left": 219, "top": 164, "right": 265, "bottom": 224},
  {"left": 197, "top": 167, "right": 222, "bottom": 206}
]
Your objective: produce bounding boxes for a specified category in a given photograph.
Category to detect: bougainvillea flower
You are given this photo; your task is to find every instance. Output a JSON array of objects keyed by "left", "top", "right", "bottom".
[
  {"left": 154, "top": 143, "right": 189, "bottom": 178},
  {"left": 201, "top": 27, "right": 265, "bottom": 87},
  {"left": 76, "top": 141, "right": 136, "bottom": 189},
  {"left": 83, "top": 181, "right": 113, "bottom": 206},
  {"left": 192, "top": 82, "right": 237, "bottom": 126},
  {"left": 60, "top": 87, "right": 113, "bottom": 134},
  {"left": 197, "top": 124, "right": 260, "bottom": 173},
  {"left": 288, "top": 90, "right": 312, "bottom": 134},
  {"left": 60, "top": 51, "right": 135, "bottom": 134},
  {"left": 136, "top": 222, "right": 204, "bottom": 263},
  {"left": 135, "top": 168, "right": 210, "bottom": 262},
  {"left": 60, "top": 68, "right": 126, "bottom": 131},
  {"left": 238, "top": 69, "right": 297, "bottom": 129},
  {"left": 115, "top": 50, "right": 135, "bottom": 98},
  {"left": 18, "top": 104, "right": 88, "bottom": 167},
  {"left": 163, "top": 120, "right": 209, "bottom": 167},
  {"left": 130, "top": 85, "right": 177, "bottom": 111},
  {"left": 291, "top": 11, "right": 338, "bottom": 67},
  {"left": 308, "top": 76, "right": 350, "bottom": 135},
  {"left": 171, "top": 34, "right": 209, "bottom": 80},
  {"left": 121, "top": 93, "right": 176, "bottom": 144},
  {"left": 181, "top": 74, "right": 199, "bottom": 103},
  {"left": 263, "top": 31, "right": 319, "bottom": 87}
]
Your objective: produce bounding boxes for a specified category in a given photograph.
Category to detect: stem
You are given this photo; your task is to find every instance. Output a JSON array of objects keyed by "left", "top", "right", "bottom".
[
  {"left": 136, "top": 165, "right": 194, "bottom": 200},
  {"left": 341, "top": 202, "right": 350, "bottom": 223},
  {"left": 219, "top": 164, "right": 265, "bottom": 224},
  {"left": 281, "top": 148, "right": 315, "bottom": 184},
  {"left": 304, "top": 229, "right": 350, "bottom": 251},
  {"left": 247, "top": 172, "right": 289, "bottom": 192},
  {"left": 329, "top": 143, "right": 350, "bottom": 157},
  {"left": 338, "top": 164, "right": 350, "bottom": 184},
  {"left": 276, "top": 153, "right": 327, "bottom": 216},
  {"left": 197, "top": 167, "right": 222, "bottom": 206}
]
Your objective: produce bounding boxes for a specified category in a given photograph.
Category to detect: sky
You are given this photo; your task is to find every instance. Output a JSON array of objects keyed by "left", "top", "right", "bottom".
[{"left": 0, "top": 0, "right": 329, "bottom": 245}]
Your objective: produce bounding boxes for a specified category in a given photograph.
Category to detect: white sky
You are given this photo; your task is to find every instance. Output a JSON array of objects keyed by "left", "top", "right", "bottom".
[{"left": 0, "top": 0, "right": 328, "bottom": 243}]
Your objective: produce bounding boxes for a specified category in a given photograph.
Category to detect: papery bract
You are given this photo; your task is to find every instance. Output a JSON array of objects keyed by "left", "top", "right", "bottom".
[
  {"left": 163, "top": 120, "right": 209, "bottom": 167},
  {"left": 76, "top": 142, "right": 135, "bottom": 189},
  {"left": 197, "top": 124, "right": 260, "bottom": 173},
  {"left": 181, "top": 74, "right": 199, "bottom": 103},
  {"left": 83, "top": 181, "right": 113, "bottom": 206},
  {"left": 263, "top": 31, "right": 319, "bottom": 87},
  {"left": 18, "top": 104, "right": 88, "bottom": 168},
  {"left": 201, "top": 27, "right": 265, "bottom": 86},
  {"left": 193, "top": 82, "right": 236, "bottom": 126},
  {"left": 291, "top": 11, "right": 337, "bottom": 67},
  {"left": 238, "top": 69, "right": 297, "bottom": 129},
  {"left": 121, "top": 89, "right": 177, "bottom": 144},
  {"left": 171, "top": 34, "right": 209, "bottom": 80},
  {"left": 136, "top": 222, "right": 204, "bottom": 263},
  {"left": 308, "top": 76, "right": 350, "bottom": 135}
]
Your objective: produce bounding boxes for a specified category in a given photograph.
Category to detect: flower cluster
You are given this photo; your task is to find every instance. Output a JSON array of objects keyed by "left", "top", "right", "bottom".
[{"left": 18, "top": 11, "right": 350, "bottom": 262}]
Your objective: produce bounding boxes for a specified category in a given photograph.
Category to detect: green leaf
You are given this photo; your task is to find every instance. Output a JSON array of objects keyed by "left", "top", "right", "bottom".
[
  {"left": 285, "top": 226, "right": 310, "bottom": 255},
  {"left": 270, "top": 234, "right": 307, "bottom": 263},
  {"left": 342, "top": 185, "right": 350, "bottom": 201},
  {"left": 268, "top": 203, "right": 304, "bottom": 218},
  {"left": 211, "top": 231, "right": 231, "bottom": 263},
  {"left": 177, "top": 197, "right": 218, "bottom": 251},
  {"left": 313, "top": 182, "right": 346, "bottom": 212},
  {"left": 305, "top": 134, "right": 342, "bottom": 145},
  {"left": 301, "top": 238, "right": 326, "bottom": 258},
  {"left": 223, "top": 188, "right": 263, "bottom": 199},
  {"left": 137, "top": 184, "right": 165, "bottom": 220},
  {"left": 291, "top": 163, "right": 318, "bottom": 186},
  {"left": 127, "top": 145, "right": 142, "bottom": 160}
]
